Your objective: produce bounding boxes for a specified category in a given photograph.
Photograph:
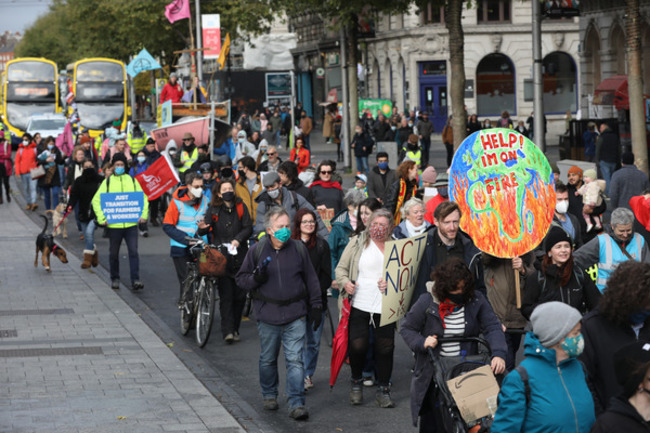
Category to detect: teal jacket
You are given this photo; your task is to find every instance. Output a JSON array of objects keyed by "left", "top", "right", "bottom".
[
  {"left": 328, "top": 209, "right": 353, "bottom": 281},
  {"left": 492, "top": 332, "right": 595, "bottom": 433}
]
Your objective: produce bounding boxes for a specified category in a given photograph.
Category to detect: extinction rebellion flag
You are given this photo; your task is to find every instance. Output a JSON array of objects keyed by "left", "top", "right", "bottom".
[
  {"left": 135, "top": 155, "right": 180, "bottom": 200},
  {"left": 165, "top": 0, "right": 191, "bottom": 24}
]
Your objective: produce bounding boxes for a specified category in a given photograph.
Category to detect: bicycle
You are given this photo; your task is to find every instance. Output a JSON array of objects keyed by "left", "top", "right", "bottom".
[{"left": 179, "top": 237, "right": 218, "bottom": 348}]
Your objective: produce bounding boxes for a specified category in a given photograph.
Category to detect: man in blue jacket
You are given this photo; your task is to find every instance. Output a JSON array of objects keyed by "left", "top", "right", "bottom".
[{"left": 235, "top": 207, "right": 322, "bottom": 421}]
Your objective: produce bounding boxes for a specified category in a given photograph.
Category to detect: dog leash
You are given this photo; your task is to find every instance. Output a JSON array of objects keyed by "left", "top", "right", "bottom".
[{"left": 53, "top": 208, "right": 73, "bottom": 233}]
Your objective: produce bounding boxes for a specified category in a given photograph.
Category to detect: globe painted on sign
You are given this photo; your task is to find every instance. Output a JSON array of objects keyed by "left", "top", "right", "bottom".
[{"left": 449, "top": 128, "right": 555, "bottom": 258}]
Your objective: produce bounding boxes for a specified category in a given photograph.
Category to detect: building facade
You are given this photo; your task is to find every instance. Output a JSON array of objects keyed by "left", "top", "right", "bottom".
[{"left": 365, "top": 1, "right": 581, "bottom": 138}]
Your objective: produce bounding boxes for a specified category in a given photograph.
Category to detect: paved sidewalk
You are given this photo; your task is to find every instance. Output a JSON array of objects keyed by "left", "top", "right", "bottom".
[{"left": 0, "top": 198, "right": 245, "bottom": 433}]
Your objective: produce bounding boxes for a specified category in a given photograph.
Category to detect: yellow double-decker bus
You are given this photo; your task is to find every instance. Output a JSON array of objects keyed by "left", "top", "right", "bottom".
[
  {"left": 1, "top": 57, "right": 60, "bottom": 136},
  {"left": 67, "top": 58, "right": 129, "bottom": 136}
]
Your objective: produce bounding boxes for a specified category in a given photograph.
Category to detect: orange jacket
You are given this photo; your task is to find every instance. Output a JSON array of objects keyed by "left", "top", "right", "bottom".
[
  {"left": 14, "top": 142, "right": 38, "bottom": 175},
  {"left": 290, "top": 147, "right": 310, "bottom": 173}
]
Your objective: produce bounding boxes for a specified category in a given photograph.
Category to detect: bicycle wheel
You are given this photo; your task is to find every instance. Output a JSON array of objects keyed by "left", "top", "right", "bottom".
[
  {"left": 195, "top": 277, "right": 216, "bottom": 348},
  {"left": 180, "top": 276, "right": 195, "bottom": 336}
]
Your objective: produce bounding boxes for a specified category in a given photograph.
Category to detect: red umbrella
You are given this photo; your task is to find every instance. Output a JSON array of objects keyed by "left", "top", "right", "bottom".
[{"left": 329, "top": 297, "right": 351, "bottom": 388}]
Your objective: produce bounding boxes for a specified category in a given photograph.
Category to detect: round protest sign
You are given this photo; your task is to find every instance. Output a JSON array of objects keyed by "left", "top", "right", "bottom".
[{"left": 449, "top": 128, "right": 555, "bottom": 258}]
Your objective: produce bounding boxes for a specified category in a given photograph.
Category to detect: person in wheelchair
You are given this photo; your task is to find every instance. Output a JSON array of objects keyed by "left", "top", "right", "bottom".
[{"left": 400, "top": 257, "right": 507, "bottom": 433}]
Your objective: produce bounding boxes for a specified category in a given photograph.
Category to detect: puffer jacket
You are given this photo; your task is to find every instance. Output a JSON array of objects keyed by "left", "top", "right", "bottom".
[
  {"left": 491, "top": 332, "right": 596, "bottom": 433},
  {"left": 400, "top": 289, "right": 507, "bottom": 427}
]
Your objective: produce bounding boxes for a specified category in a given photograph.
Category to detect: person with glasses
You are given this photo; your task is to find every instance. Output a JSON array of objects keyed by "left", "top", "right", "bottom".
[
  {"left": 253, "top": 172, "right": 328, "bottom": 239},
  {"left": 290, "top": 209, "right": 331, "bottom": 391},
  {"left": 258, "top": 145, "right": 282, "bottom": 172},
  {"left": 310, "top": 160, "right": 344, "bottom": 214},
  {"left": 290, "top": 137, "right": 310, "bottom": 173},
  {"left": 336, "top": 208, "right": 398, "bottom": 408}
]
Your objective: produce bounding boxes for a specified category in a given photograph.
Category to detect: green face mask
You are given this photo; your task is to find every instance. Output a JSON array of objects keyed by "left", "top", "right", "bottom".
[{"left": 273, "top": 227, "right": 291, "bottom": 243}]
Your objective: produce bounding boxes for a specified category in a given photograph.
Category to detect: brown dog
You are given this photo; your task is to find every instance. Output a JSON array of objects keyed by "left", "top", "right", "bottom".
[
  {"left": 45, "top": 201, "right": 68, "bottom": 239},
  {"left": 35, "top": 215, "right": 68, "bottom": 272}
]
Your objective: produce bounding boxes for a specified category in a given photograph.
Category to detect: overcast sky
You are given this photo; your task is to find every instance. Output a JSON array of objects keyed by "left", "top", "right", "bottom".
[{"left": 0, "top": 0, "right": 52, "bottom": 34}]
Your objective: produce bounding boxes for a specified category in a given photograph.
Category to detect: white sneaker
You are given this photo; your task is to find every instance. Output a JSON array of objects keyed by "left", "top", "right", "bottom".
[
  {"left": 304, "top": 376, "right": 314, "bottom": 390},
  {"left": 586, "top": 223, "right": 593, "bottom": 233}
]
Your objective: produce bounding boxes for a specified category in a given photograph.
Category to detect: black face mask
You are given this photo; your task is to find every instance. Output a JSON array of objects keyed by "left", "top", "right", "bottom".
[
  {"left": 238, "top": 169, "right": 246, "bottom": 179},
  {"left": 82, "top": 167, "right": 96, "bottom": 178},
  {"left": 408, "top": 143, "right": 418, "bottom": 152},
  {"left": 222, "top": 191, "right": 235, "bottom": 202},
  {"left": 446, "top": 293, "right": 465, "bottom": 305}
]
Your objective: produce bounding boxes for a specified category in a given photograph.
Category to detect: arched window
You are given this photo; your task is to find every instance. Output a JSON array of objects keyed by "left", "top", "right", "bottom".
[
  {"left": 611, "top": 23, "right": 626, "bottom": 75},
  {"left": 584, "top": 25, "right": 601, "bottom": 95},
  {"left": 476, "top": 53, "right": 515, "bottom": 116},
  {"left": 543, "top": 52, "right": 577, "bottom": 113}
]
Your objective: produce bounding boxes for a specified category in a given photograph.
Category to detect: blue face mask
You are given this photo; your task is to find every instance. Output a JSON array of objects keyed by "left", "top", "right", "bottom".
[
  {"left": 630, "top": 310, "right": 650, "bottom": 325},
  {"left": 273, "top": 227, "right": 291, "bottom": 243},
  {"left": 560, "top": 334, "right": 584, "bottom": 358},
  {"left": 137, "top": 156, "right": 146, "bottom": 163},
  {"left": 114, "top": 166, "right": 125, "bottom": 176},
  {"left": 377, "top": 162, "right": 389, "bottom": 170},
  {"left": 47, "top": 144, "right": 55, "bottom": 150}
]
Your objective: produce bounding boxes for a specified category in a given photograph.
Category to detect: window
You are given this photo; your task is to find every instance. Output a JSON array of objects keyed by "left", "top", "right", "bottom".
[
  {"left": 542, "top": 52, "right": 577, "bottom": 113},
  {"left": 420, "top": 3, "right": 445, "bottom": 25},
  {"left": 476, "top": 53, "right": 515, "bottom": 116},
  {"left": 477, "top": 0, "right": 511, "bottom": 24}
]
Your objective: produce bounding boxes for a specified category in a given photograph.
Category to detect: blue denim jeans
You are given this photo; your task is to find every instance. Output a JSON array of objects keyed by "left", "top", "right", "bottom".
[
  {"left": 257, "top": 317, "right": 306, "bottom": 410},
  {"left": 355, "top": 156, "right": 369, "bottom": 176},
  {"left": 303, "top": 310, "right": 325, "bottom": 378},
  {"left": 20, "top": 173, "right": 37, "bottom": 205},
  {"left": 43, "top": 185, "right": 60, "bottom": 210},
  {"left": 79, "top": 220, "right": 96, "bottom": 251},
  {"left": 599, "top": 160, "right": 616, "bottom": 195}
]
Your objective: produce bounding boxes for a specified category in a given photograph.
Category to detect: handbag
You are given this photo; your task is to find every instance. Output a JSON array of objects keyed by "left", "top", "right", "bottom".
[
  {"left": 30, "top": 165, "right": 46, "bottom": 180},
  {"left": 198, "top": 245, "right": 227, "bottom": 277}
]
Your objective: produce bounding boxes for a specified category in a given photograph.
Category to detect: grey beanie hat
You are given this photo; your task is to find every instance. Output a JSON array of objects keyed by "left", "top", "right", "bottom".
[{"left": 530, "top": 302, "right": 582, "bottom": 347}]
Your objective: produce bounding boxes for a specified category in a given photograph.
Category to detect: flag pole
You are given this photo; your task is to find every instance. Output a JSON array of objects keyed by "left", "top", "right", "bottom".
[{"left": 188, "top": 4, "right": 197, "bottom": 109}]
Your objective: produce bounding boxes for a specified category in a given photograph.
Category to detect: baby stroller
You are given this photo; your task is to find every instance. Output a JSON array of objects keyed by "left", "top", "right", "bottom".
[{"left": 428, "top": 336, "right": 496, "bottom": 433}]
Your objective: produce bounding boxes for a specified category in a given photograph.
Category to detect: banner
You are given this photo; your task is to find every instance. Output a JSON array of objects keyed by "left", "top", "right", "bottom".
[
  {"left": 135, "top": 155, "right": 180, "bottom": 200},
  {"left": 100, "top": 192, "right": 144, "bottom": 224},
  {"left": 217, "top": 33, "right": 231, "bottom": 70},
  {"left": 165, "top": 0, "right": 190, "bottom": 24},
  {"left": 202, "top": 14, "right": 221, "bottom": 60},
  {"left": 126, "top": 49, "right": 161, "bottom": 78},
  {"left": 380, "top": 233, "right": 428, "bottom": 326},
  {"left": 449, "top": 128, "right": 555, "bottom": 258},
  {"left": 359, "top": 99, "right": 392, "bottom": 117},
  {"left": 160, "top": 99, "right": 172, "bottom": 127}
]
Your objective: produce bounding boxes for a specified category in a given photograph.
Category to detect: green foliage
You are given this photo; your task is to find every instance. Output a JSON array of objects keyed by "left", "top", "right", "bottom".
[{"left": 15, "top": 0, "right": 277, "bottom": 69}]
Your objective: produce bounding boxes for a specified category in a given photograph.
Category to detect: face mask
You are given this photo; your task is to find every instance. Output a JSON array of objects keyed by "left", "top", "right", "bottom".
[
  {"left": 22, "top": 140, "right": 29, "bottom": 146},
  {"left": 378, "top": 162, "right": 389, "bottom": 170},
  {"left": 137, "top": 156, "right": 146, "bottom": 163},
  {"left": 114, "top": 166, "right": 125, "bottom": 176},
  {"left": 238, "top": 138, "right": 245, "bottom": 144},
  {"left": 408, "top": 143, "right": 418, "bottom": 151},
  {"left": 408, "top": 123, "right": 413, "bottom": 127},
  {"left": 369, "top": 223, "right": 389, "bottom": 241},
  {"left": 82, "top": 167, "right": 96, "bottom": 177},
  {"left": 190, "top": 187, "right": 203, "bottom": 198},
  {"left": 560, "top": 334, "right": 584, "bottom": 358},
  {"left": 438, "top": 187, "right": 449, "bottom": 198},
  {"left": 268, "top": 188, "right": 280, "bottom": 199},
  {"left": 273, "top": 226, "right": 291, "bottom": 243},
  {"left": 629, "top": 310, "right": 650, "bottom": 325},
  {"left": 555, "top": 201, "right": 569, "bottom": 214},
  {"left": 222, "top": 191, "right": 235, "bottom": 202},
  {"left": 446, "top": 293, "right": 465, "bottom": 305},
  {"left": 238, "top": 169, "right": 246, "bottom": 179},
  {"left": 47, "top": 144, "right": 55, "bottom": 150},
  {"left": 391, "top": 126, "right": 396, "bottom": 131}
]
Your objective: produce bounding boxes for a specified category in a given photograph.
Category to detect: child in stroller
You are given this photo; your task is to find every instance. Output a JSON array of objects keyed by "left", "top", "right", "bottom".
[{"left": 400, "top": 258, "right": 507, "bottom": 433}]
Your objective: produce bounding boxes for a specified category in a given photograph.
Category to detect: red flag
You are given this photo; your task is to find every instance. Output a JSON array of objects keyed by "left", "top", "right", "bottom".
[
  {"left": 165, "top": 0, "right": 190, "bottom": 24},
  {"left": 135, "top": 155, "right": 180, "bottom": 200}
]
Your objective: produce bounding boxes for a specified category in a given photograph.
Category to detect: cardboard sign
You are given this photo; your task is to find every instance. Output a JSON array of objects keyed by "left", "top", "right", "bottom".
[
  {"left": 380, "top": 233, "right": 428, "bottom": 326},
  {"left": 317, "top": 208, "right": 335, "bottom": 232},
  {"left": 135, "top": 155, "right": 180, "bottom": 200},
  {"left": 100, "top": 192, "right": 144, "bottom": 224},
  {"left": 449, "top": 128, "right": 555, "bottom": 258},
  {"left": 446, "top": 365, "right": 500, "bottom": 424}
]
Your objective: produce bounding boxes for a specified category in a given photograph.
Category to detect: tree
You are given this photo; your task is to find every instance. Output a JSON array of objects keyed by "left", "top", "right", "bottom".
[
  {"left": 445, "top": 0, "right": 467, "bottom": 149},
  {"left": 625, "top": 0, "right": 648, "bottom": 175}
]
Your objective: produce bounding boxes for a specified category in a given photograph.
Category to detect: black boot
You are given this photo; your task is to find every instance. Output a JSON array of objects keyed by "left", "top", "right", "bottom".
[{"left": 350, "top": 379, "right": 363, "bottom": 405}]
